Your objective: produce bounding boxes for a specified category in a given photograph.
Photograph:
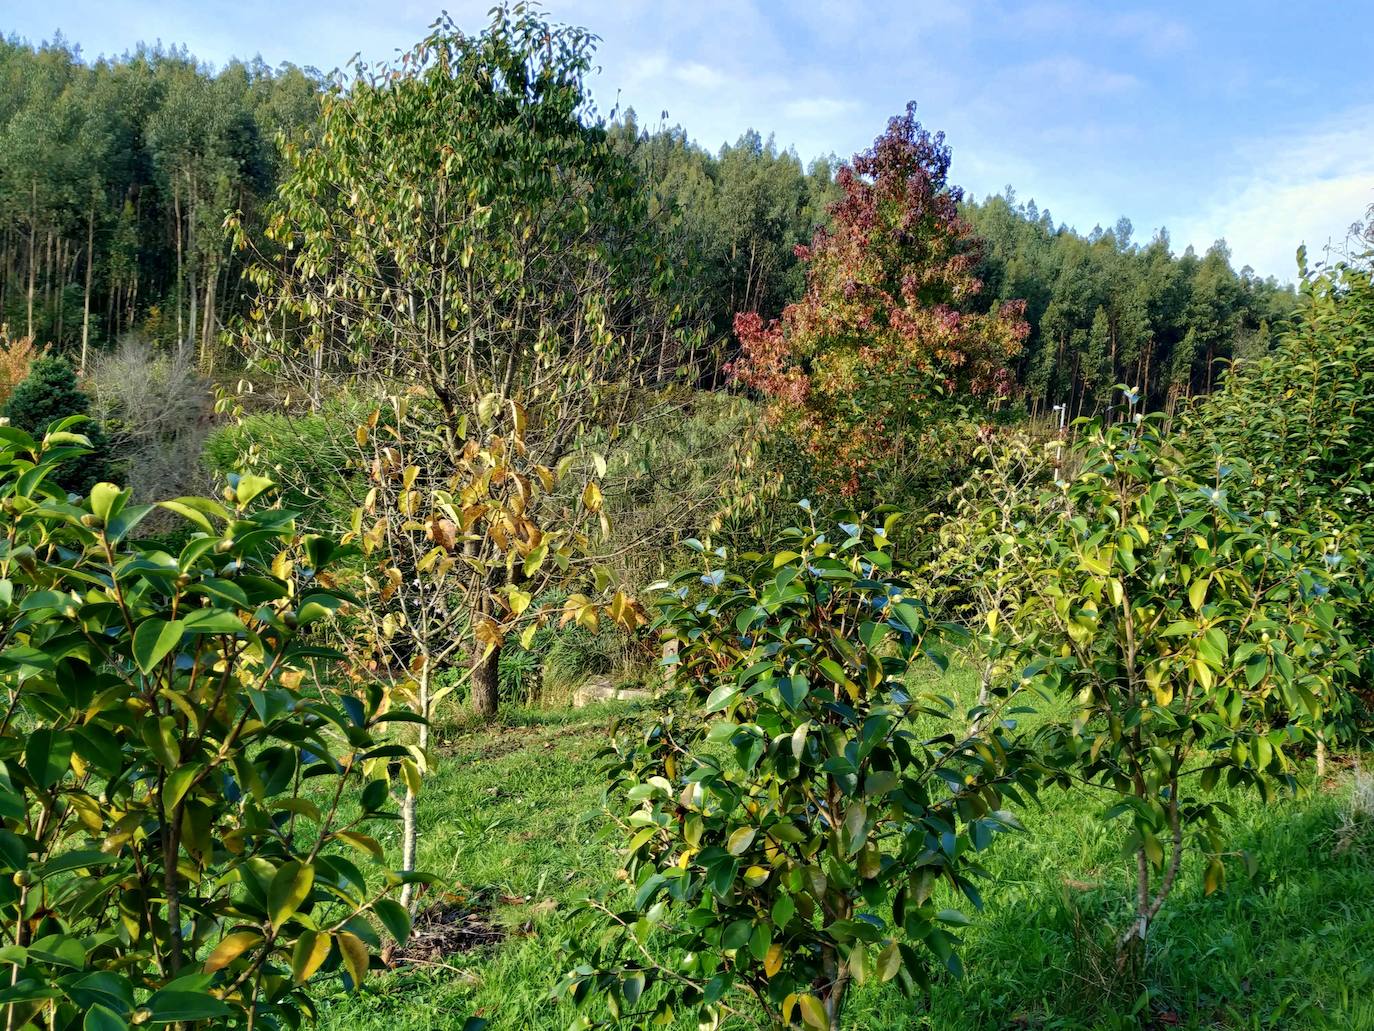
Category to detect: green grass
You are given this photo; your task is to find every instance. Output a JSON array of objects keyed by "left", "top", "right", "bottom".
[{"left": 316, "top": 670, "right": 1374, "bottom": 1031}]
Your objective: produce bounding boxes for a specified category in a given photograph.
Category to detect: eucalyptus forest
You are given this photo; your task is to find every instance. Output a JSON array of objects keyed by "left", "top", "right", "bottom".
[{"left": 0, "top": 6, "right": 1370, "bottom": 1031}]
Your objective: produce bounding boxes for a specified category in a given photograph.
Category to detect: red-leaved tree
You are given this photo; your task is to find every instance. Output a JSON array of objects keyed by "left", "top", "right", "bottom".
[{"left": 732, "top": 103, "right": 1027, "bottom": 498}]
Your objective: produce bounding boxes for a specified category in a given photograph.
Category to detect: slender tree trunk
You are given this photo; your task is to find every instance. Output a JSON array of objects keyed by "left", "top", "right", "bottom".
[
  {"left": 187, "top": 171, "right": 198, "bottom": 352},
  {"left": 25, "top": 182, "right": 36, "bottom": 340},
  {"left": 43, "top": 229, "right": 53, "bottom": 334},
  {"left": 400, "top": 656, "right": 431, "bottom": 911},
  {"left": 200, "top": 251, "right": 217, "bottom": 372},
  {"left": 80, "top": 206, "right": 95, "bottom": 375},
  {"left": 173, "top": 182, "right": 184, "bottom": 349}
]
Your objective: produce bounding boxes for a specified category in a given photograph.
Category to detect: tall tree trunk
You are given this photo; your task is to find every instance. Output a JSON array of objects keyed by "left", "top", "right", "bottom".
[
  {"left": 173, "top": 181, "right": 184, "bottom": 349},
  {"left": 200, "top": 251, "right": 217, "bottom": 372},
  {"left": 80, "top": 206, "right": 94, "bottom": 375},
  {"left": 25, "top": 182, "right": 36, "bottom": 340},
  {"left": 187, "top": 170, "right": 198, "bottom": 352}
]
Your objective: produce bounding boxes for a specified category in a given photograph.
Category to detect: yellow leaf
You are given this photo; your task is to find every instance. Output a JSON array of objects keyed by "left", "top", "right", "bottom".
[
  {"left": 355, "top": 424, "right": 368, "bottom": 446},
  {"left": 1203, "top": 858, "right": 1224, "bottom": 896},
  {"left": 292, "top": 929, "right": 332, "bottom": 984},
  {"left": 331, "top": 830, "right": 384, "bottom": 861},
  {"left": 727, "top": 826, "right": 756, "bottom": 855},
  {"left": 401, "top": 758, "right": 422, "bottom": 796},
  {"left": 582, "top": 480, "right": 603, "bottom": 512},
  {"left": 781, "top": 994, "right": 799, "bottom": 1025},
  {"left": 474, "top": 617, "right": 504, "bottom": 649},
  {"left": 799, "top": 994, "right": 828, "bottom": 1029},
  {"left": 876, "top": 941, "right": 902, "bottom": 982},
  {"left": 204, "top": 931, "right": 262, "bottom": 973},
  {"left": 1189, "top": 576, "right": 1209, "bottom": 613},
  {"left": 337, "top": 930, "right": 369, "bottom": 988},
  {"left": 764, "top": 943, "right": 783, "bottom": 978}
]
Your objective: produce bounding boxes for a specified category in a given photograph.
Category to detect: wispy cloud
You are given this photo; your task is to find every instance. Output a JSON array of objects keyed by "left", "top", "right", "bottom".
[
  {"left": 782, "top": 97, "right": 861, "bottom": 121},
  {"left": 1169, "top": 106, "right": 1374, "bottom": 279},
  {"left": 1008, "top": 56, "right": 1141, "bottom": 97}
]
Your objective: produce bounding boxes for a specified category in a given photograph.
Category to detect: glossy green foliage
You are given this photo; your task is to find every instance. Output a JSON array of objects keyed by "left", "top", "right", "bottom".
[
  {"left": 0, "top": 422, "right": 422, "bottom": 1029},
  {"left": 559, "top": 516, "right": 1036, "bottom": 1028},
  {"left": 1019, "top": 411, "right": 1355, "bottom": 950},
  {"left": 1184, "top": 253, "right": 1374, "bottom": 736}
]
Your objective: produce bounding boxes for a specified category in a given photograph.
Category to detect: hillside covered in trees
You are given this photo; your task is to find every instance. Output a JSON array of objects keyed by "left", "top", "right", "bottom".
[{"left": 1, "top": 33, "right": 1292, "bottom": 413}]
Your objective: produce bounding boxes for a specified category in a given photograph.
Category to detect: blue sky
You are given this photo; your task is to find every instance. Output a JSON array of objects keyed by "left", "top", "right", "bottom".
[{"left": 7, "top": 0, "right": 1373, "bottom": 282}]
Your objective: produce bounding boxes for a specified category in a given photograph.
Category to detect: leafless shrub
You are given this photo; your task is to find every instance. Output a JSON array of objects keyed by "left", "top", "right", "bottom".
[{"left": 87, "top": 335, "right": 215, "bottom": 509}]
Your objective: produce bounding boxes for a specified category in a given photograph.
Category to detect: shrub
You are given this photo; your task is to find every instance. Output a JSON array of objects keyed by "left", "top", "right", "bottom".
[
  {"left": 203, "top": 407, "right": 360, "bottom": 535},
  {"left": 497, "top": 646, "right": 540, "bottom": 704},
  {"left": 0, "top": 424, "right": 424, "bottom": 1028},
  {"left": 1018, "top": 408, "right": 1356, "bottom": 958},
  {"left": 1182, "top": 252, "right": 1374, "bottom": 742},
  {"left": 2, "top": 354, "right": 115, "bottom": 492},
  {"left": 87, "top": 336, "right": 214, "bottom": 509},
  {"left": 559, "top": 516, "right": 1037, "bottom": 1029},
  {"left": 541, "top": 624, "right": 622, "bottom": 694}
]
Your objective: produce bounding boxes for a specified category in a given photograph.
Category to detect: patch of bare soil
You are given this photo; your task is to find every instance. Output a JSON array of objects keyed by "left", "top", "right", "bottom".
[{"left": 387, "top": 890, "right": 504, "bottom": 967}]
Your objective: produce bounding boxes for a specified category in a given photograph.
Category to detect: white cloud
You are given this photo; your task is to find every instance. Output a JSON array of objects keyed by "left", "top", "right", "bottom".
[
  {"left": 1170, "top": 106, "right": 1374, "bottom": 280},
  {"left": 1010, "top": 56, "right": 1141, "bottom": 97},
  {"left": 672, "top": 61, "right": 727, "bottom": 90},
  {"left": 782, "top": 97, "right": 861, "bottom": 121}
]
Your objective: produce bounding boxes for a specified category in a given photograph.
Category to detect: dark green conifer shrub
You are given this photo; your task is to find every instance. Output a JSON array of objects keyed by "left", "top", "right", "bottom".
[{"left": 3, "top": 354, "right": 115, "bottom": 492}]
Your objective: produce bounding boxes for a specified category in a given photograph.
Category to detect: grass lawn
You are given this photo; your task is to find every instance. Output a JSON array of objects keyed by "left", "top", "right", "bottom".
[{"left": 315, "top": 667, "right": 1374, "bottom": 1031}]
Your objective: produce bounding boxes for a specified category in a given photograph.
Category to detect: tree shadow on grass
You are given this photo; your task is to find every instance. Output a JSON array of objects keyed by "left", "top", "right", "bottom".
[{"left": 850, "top": 785, "right": 1374, "bottom": 1030}]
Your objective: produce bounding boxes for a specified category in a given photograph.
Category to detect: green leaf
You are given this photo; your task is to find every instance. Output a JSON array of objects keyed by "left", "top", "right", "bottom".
[
  {"left": 721, "top": 918, "right": 752, "bottom": 951},
  {"left": 24, "top": 729, "right": 72, "bottom": 789},
  {"left": 234, "top": 474, "right": 274, "bottom": 506},
  {"left": 268, "top": 861, "right": 315, "bottom": 929},
  {"left": 704, "top": 684, "right": 739, "bottom": 713},
  {"left": 88, "top": 483, "right": 124, "bottom": 526},
  {"left": 162, "top": 764, "right": 201, "bottom": 817},
  {"left": 374, "top": 898, "right": 411, "bottom": 946},
  {"left": 83, "top": 1004, "right": 127, "bottom": 1031},
  {"left": 772, "top": 892, "right": 795, "bottom": 929},
  {"left": 143, "top": 989, "right": 230, "bottom": 1023},
  {"left": 132, "top": 618, "right": 184, "bottom": 674},
  {"left": 141, "top": 716, "right": 180, "bottom": 769},
  {"left": 181, "top": 609, "right": 247, "bottom": 635}
]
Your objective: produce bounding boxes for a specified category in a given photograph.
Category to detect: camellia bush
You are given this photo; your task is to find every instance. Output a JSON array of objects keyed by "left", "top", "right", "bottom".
[
  {"left": 1016, "top": 408, "right": 1356, "bottom": 958},
  {"left": 1182, "top": 250, "right": 1374, "bottom": 743},
  {"left": 0, "top": 419, "right": 422, "bottom": 1029},
  {"left": 558, "top": 513, "right": 1038, "bottom": 1029}
]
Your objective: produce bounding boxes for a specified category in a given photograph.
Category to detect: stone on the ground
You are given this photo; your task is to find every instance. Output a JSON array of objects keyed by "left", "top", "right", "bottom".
[{"left": 571, "top": 677, "right": 653, "bottom": 708}]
